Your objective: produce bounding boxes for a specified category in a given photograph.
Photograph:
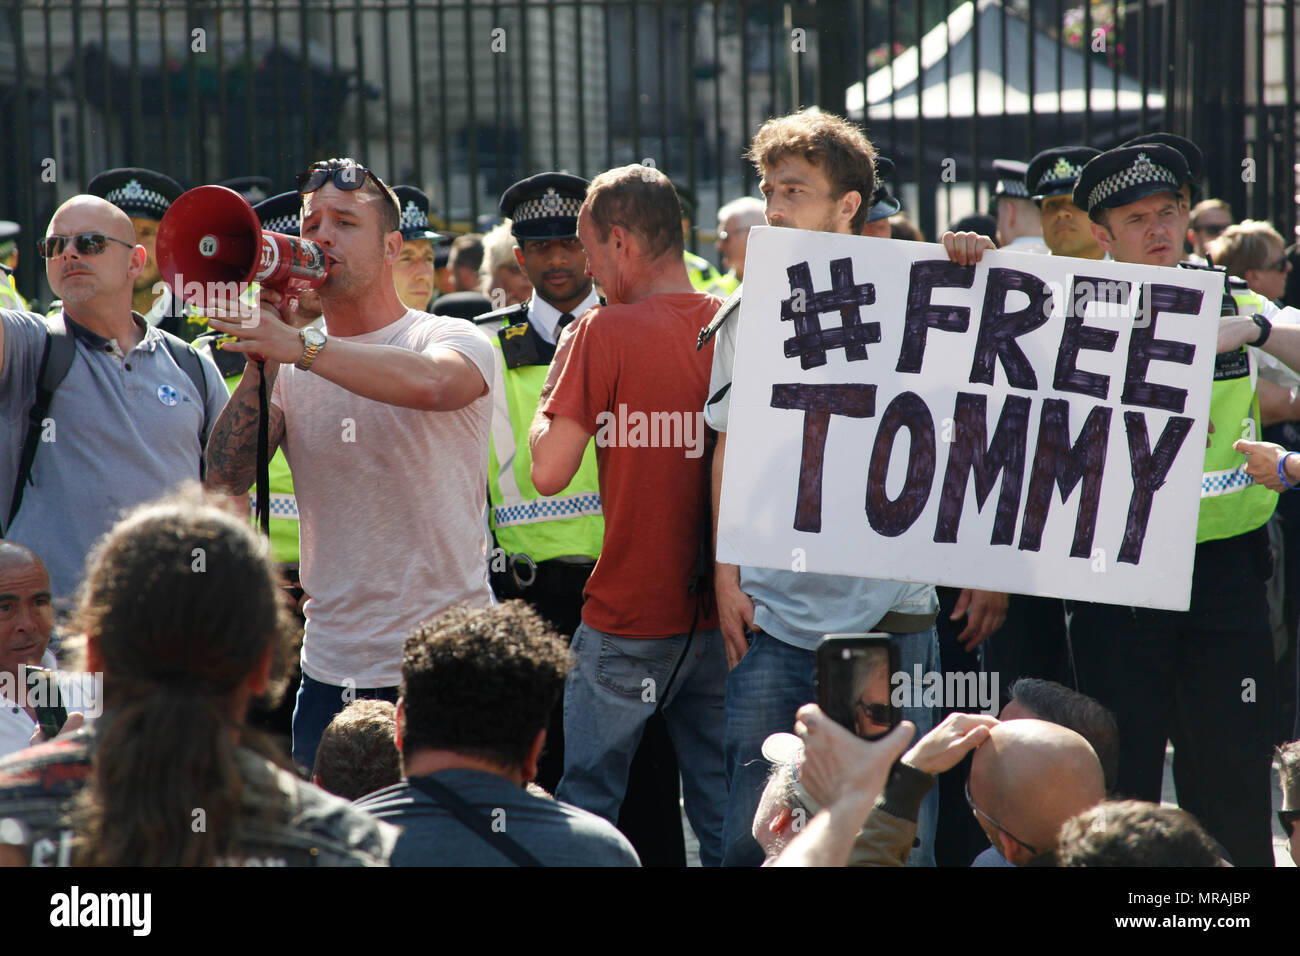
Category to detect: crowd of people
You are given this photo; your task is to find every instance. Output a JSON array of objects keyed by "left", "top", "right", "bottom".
[{"left": 0, "top": 105, "right": 1298, "bottom": 869}]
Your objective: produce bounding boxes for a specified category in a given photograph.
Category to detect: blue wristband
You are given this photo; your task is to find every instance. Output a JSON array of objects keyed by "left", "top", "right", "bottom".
[{"left": 1279, "top": 452, "right": 1300, "bottom": 491}]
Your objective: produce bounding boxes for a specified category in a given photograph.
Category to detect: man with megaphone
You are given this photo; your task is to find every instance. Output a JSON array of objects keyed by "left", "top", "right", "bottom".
[{"left": 202, "top": 158, "right": 497, "bottom": 772}]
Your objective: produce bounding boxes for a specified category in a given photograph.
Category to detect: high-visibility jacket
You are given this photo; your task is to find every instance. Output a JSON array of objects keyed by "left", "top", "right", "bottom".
[
  {"left": 1197, "top": 286, "right": 1277, "bottom": 543},
  {"left": 479, "top": 301, "right": 603, "bottom": 564}
]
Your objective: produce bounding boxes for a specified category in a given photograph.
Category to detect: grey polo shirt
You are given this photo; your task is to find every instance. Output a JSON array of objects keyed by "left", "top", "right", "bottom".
[{"left": 0, "top": 310, "right": 228, "bottom": 601}]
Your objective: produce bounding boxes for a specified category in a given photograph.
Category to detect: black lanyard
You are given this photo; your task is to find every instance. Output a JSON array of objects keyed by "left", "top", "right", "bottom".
[{"left": 405, "top": 774, "right": 542, "bottom": 867}]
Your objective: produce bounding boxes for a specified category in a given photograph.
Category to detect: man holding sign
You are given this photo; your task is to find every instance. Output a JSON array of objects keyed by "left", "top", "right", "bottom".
[
  {"left": 1066, "top": 141, "right": 1300, "bottom": 866},
  {"left": 704, "top": 108, "right": 1005, "bottom": 868}
]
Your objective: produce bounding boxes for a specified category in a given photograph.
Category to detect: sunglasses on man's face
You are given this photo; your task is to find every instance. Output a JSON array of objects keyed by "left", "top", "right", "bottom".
[
  {"left": 37, "top": 232, "right": 135, "bottom": 258},
  {"left": 965, "top": 778, "right": 1040, "bottom": 858},
  {"left": 1195, "top": 222, "right": 1229, "bottom": 238},
  {"left": 854, "top": 699, "right": 892, "bottom": 727}
]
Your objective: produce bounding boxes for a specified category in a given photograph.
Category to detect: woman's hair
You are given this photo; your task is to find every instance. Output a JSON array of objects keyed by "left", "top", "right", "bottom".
[
  {"left": 1205, "top": 219, "right": 1284, "bottom": 277},
  {"left": 71, "top": 485, "right": 296, "bottom": 866}
]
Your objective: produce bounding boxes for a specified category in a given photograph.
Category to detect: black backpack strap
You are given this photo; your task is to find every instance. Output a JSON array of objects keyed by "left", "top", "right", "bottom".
[
  {"left": 404, "top": 775, "right": 543, "bottom": 867},
  {"left": 157, "top": 329, "right": 211, "bottom": 476},
  {"left": 6, "top": 312, "right": 77, "bottom": 532}
]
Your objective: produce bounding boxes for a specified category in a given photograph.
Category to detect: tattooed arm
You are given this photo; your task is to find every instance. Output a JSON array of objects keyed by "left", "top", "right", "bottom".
[{"left": 204, "top": 359, "right": 286, "bottom": 496}]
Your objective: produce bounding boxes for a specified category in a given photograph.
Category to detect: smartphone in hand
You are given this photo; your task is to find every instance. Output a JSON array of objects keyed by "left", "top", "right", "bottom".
[{"left": 814, "top": 633, "right": 899, "bottom": 741}]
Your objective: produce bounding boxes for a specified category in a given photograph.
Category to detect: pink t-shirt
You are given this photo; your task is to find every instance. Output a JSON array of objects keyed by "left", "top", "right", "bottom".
[{"left": 272, "top": 309, "right": 496, "bottom": 686}]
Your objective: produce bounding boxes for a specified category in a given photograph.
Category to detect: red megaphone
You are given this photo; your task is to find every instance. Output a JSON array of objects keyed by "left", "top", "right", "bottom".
[{"left": 156, "top": 185, "right": 327, "bottom": 314}]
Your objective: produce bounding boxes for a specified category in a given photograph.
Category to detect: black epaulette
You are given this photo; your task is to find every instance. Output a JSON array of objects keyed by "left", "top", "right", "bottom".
[
  {"left": 474, "top": 301, "right": 528, "bottom": 328},
  {"left": 697, "top": 285, "right": 743, "bottom": 350},
  {"left": 497, "top": 303, "right": 562, "bottom": 370}
]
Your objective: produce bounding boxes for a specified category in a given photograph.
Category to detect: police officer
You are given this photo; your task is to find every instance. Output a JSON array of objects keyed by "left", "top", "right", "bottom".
[
  {"left": 218, "top": 176, "right": 275, "bottom": 205},
  {"left": 391, "top": 186, "right": 445, "bottom": 312},
  {"left": 85, "top": 167, "right": 203, "bottom": 340},
  {"left": 860, "top": 155, "right": 902, "bottom": 238},
  {"left": 476, "top": 172, "right": 603, "bottom": 630},
  {"left": 0, "top": 221, "right": 28, "bottom": 311},
  {"left": 677, "top": 185, "right": 737, "bottom": 296},
  {"left": 477, "top": 172, "right": 686, "bottom": 865},
  {"left": 1067, "top": 142, "right": 1300, "bottom": 866},
  {"left": 1025, "top": 146, "right": 1103, "bottom": 259},
  {"left": 1121, "top": 131, "right": 1205, "bottom": 203},
  {"left": 992, "top": 158, "right": 1048, "bottom": 254}
]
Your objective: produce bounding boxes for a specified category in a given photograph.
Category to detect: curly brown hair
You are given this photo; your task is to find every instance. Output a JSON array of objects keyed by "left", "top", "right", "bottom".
[
  {"left": 399, "top": 601, "right": 573, "bottom": 769},
  {"left": 313, "top": 699, "right": 401, "bottom": 801},
  {"left": 746, "top": 108, "right": 877, "bottom": 233},
  {"left": 1056, "top": 800, "right": 1221, "bottom": 867}
]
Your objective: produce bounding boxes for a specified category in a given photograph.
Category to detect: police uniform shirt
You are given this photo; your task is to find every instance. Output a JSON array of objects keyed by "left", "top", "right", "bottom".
[
  {"left": 1004, "top": 235, "right": 1050, "bottom": 255},
  {"left": 528, "top": 287, "right": 601, "bottom": 345}
]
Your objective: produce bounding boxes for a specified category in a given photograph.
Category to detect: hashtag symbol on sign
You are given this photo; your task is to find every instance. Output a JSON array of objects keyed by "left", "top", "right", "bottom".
[{"left": 780, "top": 257, "right": 879, "bottom": 369}]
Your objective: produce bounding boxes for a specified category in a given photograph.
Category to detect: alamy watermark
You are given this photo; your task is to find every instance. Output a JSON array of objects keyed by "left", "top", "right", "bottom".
[
  {"left": 594, "top": 403, "right": 707, "bottom": 459},
  {"left": 891, "top": 666, "right": 998, "bottom": 714},
  {"left": 0, "top": 669, "right": 104, "bottom": 718}
]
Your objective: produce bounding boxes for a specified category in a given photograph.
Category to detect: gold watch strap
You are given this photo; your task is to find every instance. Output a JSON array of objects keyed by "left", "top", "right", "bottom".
[{"left": 296, "top": 332, "right": 325, "bottom": 371}]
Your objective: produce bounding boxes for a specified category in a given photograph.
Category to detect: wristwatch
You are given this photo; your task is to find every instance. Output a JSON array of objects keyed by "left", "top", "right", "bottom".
[
  {"left": 1251, "top": 313, "right": 1272, "bottom": 348},
  {"left": 296, "top": 326, "right": 327, "bottom": 371}
]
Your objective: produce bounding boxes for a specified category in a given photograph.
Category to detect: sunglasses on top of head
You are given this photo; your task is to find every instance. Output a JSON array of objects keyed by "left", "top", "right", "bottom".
[{"left": 296, "top": 161, "right": 396, "bottom": 204}]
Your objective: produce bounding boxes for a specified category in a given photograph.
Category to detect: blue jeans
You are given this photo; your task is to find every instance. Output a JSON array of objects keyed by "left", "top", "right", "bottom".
[
  {"left": 291, "top": 672, "right": 399, "bottom": 772},
  {"left": 556, "top": 623, "right": 728, "bottom": 867},
  {"left": 721, "top": 626, "right": 940, "bottom": 867}
]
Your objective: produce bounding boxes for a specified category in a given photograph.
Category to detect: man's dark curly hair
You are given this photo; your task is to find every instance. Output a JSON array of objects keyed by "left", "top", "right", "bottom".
[
  {"left": 1057, "top": 800, "right": 1222, "bottom": 867},
  {"left": 399, "top": 601, "right": 573, "bottom": 768}
]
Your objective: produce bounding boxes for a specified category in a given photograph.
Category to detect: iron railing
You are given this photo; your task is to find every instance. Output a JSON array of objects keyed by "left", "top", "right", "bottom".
[{"left": 2, "top": 0, "right": 1296, "bottom": 304}]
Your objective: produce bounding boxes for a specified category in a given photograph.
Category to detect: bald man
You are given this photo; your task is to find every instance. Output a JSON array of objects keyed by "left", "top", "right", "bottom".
[
  {"left": 0, "top": 543, "right": 56, "bottom": 757},
  {"left": 967, "top": 719, "right": 1105, "bottom": 865},
  {"left": 0, "top": 196, "right": 227, "bottom": 602},
  {"left": 715, "top": 197, "right": 767, "bottom": 282}
]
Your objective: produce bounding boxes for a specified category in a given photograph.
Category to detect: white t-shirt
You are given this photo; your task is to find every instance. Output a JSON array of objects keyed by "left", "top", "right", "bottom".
[{"left": 272, "top": 310, "right": 496, "bottom": 686}]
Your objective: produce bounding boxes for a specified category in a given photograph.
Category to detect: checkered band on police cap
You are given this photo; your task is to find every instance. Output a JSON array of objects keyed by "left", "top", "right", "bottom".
[
  {"left": 993, "top": 159, "right": 1029, "bottom": 199},
  {"left": 104, "top": 179, "right": 172, "bottom": 219},
  {"left": 261, "top": 212, "right": 299, "bottom": 235},
  {"left": 1087, "top": 152, "right": 1180, "bottom": 212},
  {"left": 997, "top": 178, "right": 1029, "bottom": 199},
  {"left": 1037, "top": 156, "right": 1084, "bottom": 194},
  {"left": 253, "top": 190, "right": 301, "bottom": 238},
  {"left": 513, "top": 187, "right": 584, "bottom": 225}
]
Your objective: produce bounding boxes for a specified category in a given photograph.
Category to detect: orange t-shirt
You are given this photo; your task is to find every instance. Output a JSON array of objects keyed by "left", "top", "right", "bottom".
[{"left": 541, "top": 292, "right": 721, "bottom": 637}]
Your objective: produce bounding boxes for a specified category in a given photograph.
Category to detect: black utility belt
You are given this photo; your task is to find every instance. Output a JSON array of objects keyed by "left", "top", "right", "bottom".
[
  {"left": 497, "top": 553, "right": 596, "bottom": 593},
  {"left": 875, "top": 609, "right": 940, "bottom": 634}
]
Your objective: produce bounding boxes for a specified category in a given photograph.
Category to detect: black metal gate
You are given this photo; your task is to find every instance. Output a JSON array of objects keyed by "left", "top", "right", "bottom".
[{"left": 2, "top": 0, "right": 1295, "bottom": 304}]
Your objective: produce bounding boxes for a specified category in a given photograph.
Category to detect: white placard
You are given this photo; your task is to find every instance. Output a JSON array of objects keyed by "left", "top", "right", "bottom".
[{"left": 717, "top": 227, "right": 1228, "bottom": 611}]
